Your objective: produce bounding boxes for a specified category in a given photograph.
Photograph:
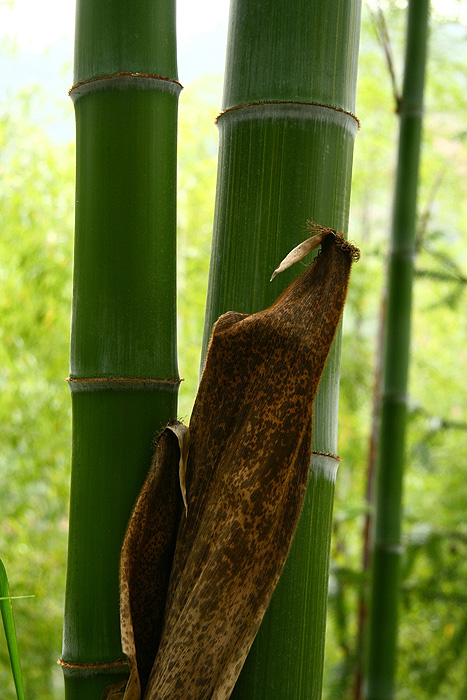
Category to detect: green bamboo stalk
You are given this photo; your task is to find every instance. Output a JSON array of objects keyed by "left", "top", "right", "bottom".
[
  {"left": 202, "top": 2, "right": 362, "bottom": 697},
  {"left": 61, "top": 2, "right": 180, "bottom": 698},
  {"left": 354, "top": 292, "right": 386, "bottom": 700},
  {"left": 365, "top": 1, "right": 430, "bottom": 698}
]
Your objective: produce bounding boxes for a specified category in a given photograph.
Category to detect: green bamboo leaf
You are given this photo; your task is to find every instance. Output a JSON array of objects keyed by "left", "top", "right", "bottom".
[{"left": 0, "top": 558, "right": 26, "bottom": 700}]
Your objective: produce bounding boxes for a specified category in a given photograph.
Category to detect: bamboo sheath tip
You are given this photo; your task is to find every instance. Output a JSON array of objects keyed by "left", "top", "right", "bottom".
[{"left": 270, "top": 222, "right": 360, "bottom": 280}]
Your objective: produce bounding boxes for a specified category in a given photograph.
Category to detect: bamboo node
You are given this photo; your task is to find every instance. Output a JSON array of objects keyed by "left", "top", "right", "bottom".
[
  {"left": 312, "top": 450, "right": 342, "bottom": 463},
  {"left": 66, "top": 376, "right": 183, "bottom": 384},
  {"left": 374, "top": 543, "right": 405, "bottom": 555},
  {"left": 69, "top": 72, "right": 183, "bottom": 98},
  {"left": 66, "top": 376, "right": 183, "bottom": 394},
  {"left": 311, "top": 452, "right": 341, "bottom": 482},
  {"left": 380, "top": 391, "right": 408, "bottom": 404},
  {"left": 57, "top": 657, "right": 129, "bottom": 669},
  {"left": 216, "top": 100, "right": 361, "bottom": 130}
]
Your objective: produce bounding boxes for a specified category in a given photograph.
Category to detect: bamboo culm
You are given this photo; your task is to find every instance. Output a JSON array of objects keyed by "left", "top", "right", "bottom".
[
  {"left": 61, "top": 1, "right": 180, "bottom": 698},
  {"left": 203, "top": 1, "right": 362, "bottom": 697},
  {"left": 365, "top": 1, "right": 430, "bottom": 698}
]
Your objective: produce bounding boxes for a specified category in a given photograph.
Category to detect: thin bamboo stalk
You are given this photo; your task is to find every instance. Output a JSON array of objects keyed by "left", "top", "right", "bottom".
[
  {"left": 354, "top": 292, "right": 386, "bottom": 700},
  {"left": 61, "top": 2, "right": 180, "bottom": 698},
  {"left": 365, "top": 1, "right": 430, "bottom": 698},
  {"left": 202, "top": 1, "right": 362, "bottom": 697}
]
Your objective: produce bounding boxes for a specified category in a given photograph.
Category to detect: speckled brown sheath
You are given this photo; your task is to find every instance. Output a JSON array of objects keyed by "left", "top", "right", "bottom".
[
  {"left": 120, "top": 425, "right": 185, "bottom": 699},
  {"left": 119, "top": 230, "right": 359, "bottom": 700}
]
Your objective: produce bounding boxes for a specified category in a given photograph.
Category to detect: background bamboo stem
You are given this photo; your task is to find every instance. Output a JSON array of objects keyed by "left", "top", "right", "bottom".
[{"left": 365, "top": 1, "right": 430, "bottom": 698}]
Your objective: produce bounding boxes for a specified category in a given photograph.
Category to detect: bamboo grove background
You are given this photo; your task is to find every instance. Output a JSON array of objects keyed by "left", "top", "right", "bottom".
[{"left": 0, "top": 2, "right": 467, "bottom": 699}]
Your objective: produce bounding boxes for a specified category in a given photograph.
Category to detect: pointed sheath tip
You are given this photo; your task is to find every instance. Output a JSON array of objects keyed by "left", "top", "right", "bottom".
[{"left": 269, "top": 228, "right": 329, "bottom": 281}]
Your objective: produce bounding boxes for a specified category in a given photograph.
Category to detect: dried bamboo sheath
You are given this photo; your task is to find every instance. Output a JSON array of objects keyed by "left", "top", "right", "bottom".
[{"left": 120, "top": 230, "right": 359, "bottom": 700}]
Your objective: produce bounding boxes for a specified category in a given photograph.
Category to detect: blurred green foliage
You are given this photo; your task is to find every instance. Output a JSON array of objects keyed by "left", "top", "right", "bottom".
[
  {"left": 0, "top": 93, "right": 74, "bottom": 698},
  {"left": 0, "top": 3, "right": 466, "bottom": 699},
  {"left": 177, "top": 79, "right": 220, "bottom": 419}
]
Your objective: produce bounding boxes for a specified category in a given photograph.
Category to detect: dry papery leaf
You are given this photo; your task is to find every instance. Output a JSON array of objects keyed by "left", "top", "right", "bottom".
[
  {"left": 120, "top": 422, "right": 188, "bottom": 699},
  {"left": 118, "top": 225, "right": 359, "bottom": 700}
]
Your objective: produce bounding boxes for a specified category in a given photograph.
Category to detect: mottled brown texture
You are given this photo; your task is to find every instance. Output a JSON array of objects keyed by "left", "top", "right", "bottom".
[
  {"left": 102, "top": 680, "right": 128, "bottom": 700},
  {"left": 119, "top": 229, "right": 359, "bottom": 700},
  {"left": 120, "top": 424, "right": 186, "bottom": 698}
]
